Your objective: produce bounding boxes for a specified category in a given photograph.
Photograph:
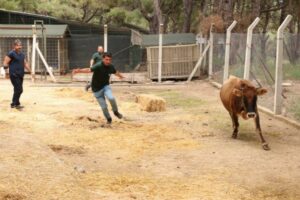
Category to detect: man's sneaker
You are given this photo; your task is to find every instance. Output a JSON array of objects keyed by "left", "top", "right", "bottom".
[
  {"left": 11, "top": 104, "right": 24, "bottom": 109},
  {"left": 107, "top": 118, "right": 112, "bottom": 124},
  {"left": 85, "top": 82, "right": 91, "bottom": 91},
  {"left": 113, "top": 111, "right": 123, "bottom": 119},
  {"left": 15, "top": 105, "right": 24, "bottom": 109}
]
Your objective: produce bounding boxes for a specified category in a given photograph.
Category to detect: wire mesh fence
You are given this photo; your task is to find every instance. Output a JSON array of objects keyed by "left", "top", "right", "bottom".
[
  {"left": 67, "top": 34, "right": 133, "bottom": 72},
  {"left": 0, "top": 37, "right": 68, "bottom": 74},
  {"left": 210, "top": 31, "right": 300, "bottom": 123},
  {"left": 282, "top": 33, "right": 300, "bottom": 121},
  {"left": 211, "top": 33, "right": 226, "bottom": 83},
  {"left": 0, "top": 34, "right": 135, "bottom": 76}
]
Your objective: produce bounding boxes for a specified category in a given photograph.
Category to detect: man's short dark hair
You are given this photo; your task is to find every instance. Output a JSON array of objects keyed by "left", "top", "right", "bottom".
[
  {"left": 102, "top": 52, "right": 112, "bottom": 58},
  {"left": 14, "top": 39, "right": 22, "bottom": 46}
]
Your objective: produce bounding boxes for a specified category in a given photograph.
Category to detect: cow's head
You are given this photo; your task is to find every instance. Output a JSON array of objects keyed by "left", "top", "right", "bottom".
[{"left": 232, "top": 83, "right": 267, "bottom": 119}]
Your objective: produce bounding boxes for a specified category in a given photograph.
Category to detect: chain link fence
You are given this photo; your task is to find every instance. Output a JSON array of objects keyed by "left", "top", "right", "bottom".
[
  {"left": 0, "top": 37, "right": 67, "bottom": 74},
  {"left": 282, "top": 33, "right": 300, "bottom": 121},
  {"left": 210, "top": 32, "right": 300, "bottom": 122},
  {"left": 0, "top": 34, "right": 135, "bottom": 75}
]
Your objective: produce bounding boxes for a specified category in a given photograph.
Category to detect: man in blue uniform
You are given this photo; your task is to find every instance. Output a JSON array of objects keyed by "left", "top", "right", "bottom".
[
  {"left": 73, "top": 52, "right": 124, "bottom": 124},
  {"left": 3, "top": 39, "right": 31, "bottom": 109}
]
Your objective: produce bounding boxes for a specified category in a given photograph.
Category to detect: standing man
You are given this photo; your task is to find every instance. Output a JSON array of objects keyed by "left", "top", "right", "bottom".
[
  {"left": 85, "top": 45, "right": 104, "bottom": 91},
  {"left": 3, "top": 39, "right": 31, "bottom": 109},
  {"left": 73, "top": 52, "right": 124, "bottom": 124}
]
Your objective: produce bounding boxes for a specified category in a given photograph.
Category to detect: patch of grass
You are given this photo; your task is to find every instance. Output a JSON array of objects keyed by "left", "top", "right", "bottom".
[
  {"left": 228, "top": 60, "right": 300, "bottom": 81},
  {"left": 229, "top": 65, "right": 244, "bottom": 77},
  {"left": 287, "top": 98, "right": 300, "bottom": 120},
  {"left": 142, "top": 90, "right": 206, "bottom": 109},
  {"left": 283, "top": 63, "right": 300, "bottom": 80}
]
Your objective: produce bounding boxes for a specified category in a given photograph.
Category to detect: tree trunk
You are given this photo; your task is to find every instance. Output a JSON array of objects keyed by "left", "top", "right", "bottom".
[
  {"left": 260, "top": 0, "right": 270, "bottom": 64},
  {"left": 199, "top": 0, "right": 206, "bottom": 15},
  {"left": 240, "top": 0, "right": 246, "bottom": 19},
  {"left": 251, "top": 0, "right": 261, "bottom": 20},
  {"left": 182, "top": 0, "right": 194, "bottom": 32},
  {"left": 221, "top": 0, "right": 235, "bottom": 29},
  {"left": 153, "top": 0, "right": 163, "bottom": 25},
  {"left": 137, "top": 0, "right": 160, "bottom": 34},
  {"left": 212, "top": 0, "right": 221, "bottom": 14},
  {"left": 148, "top": 16, "right": 160, "bottom": 34}
]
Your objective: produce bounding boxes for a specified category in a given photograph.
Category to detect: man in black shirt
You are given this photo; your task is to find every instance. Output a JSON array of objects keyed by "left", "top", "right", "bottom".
[{"left": 73, "top": 52, "right": 124, "bottom": 124}]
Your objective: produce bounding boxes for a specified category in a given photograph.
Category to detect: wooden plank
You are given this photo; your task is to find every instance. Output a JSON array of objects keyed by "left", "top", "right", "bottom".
[
  {"left": 187, "top": 43, "right": 210, "bottom": 82},
  {"left": 36, "top": 43, "right": 57, "bottom": 82}
]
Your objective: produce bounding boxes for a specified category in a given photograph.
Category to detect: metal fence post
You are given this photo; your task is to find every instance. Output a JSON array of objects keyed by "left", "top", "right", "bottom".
[
  {"left": 158, "top": 23, "right": 163, "bottom": 83},
  {"left": 198, "top": 32, "right": 204, "bottom": 76},
  {"left": 104, "top": 24, "right": 108, "bottom": 51},
  {"left": 274, "top": 15, "right": 293, "bottom": 115},
  {"left": 244, "top": 17, "right": 260, "bottom": 80},
  {"left": 223, "top": 20, "right": 237, "bottom": 83},
  {"left": 31, "top": 25, "right": 37, "bottom": 82},
  {"left": 208, "top": 23, "right": 214, "bottom": 79}
]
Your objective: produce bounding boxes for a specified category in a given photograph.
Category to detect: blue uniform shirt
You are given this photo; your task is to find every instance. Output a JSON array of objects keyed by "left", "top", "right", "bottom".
[{"left": 8, "top": 50, "right": 25, "bottom": 76}]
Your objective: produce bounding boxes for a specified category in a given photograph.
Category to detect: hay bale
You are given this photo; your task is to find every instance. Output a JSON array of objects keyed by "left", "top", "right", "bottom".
[{"left": 135, "top": 94, "right": 166, "bottom": 112}]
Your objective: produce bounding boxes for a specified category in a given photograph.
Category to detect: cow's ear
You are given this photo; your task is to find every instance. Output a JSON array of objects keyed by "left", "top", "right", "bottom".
[
  {"left": 232, "top": 88, "right": 243, "bottom": 97},
  {"left": 256, "top": 88, "right": 267, "bottom": 96}
]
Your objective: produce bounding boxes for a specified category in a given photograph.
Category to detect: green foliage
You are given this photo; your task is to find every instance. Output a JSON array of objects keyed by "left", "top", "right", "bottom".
[
  {"left": 0, "top": 0, "right": 195, "bottom": 33},
  {"left": 1, "top": 0, "right": 300, "bottom": 34},
  {"left": 126, "top": 9, "right": 148, "bottom": 27},
  {"left": 18, "top": 0, "right": 37, "bottom": 11},
  {"left": 106, "top": 7, "right": 126, "bottom": 24},
  {"left": 0, "top": 0, "right": 21, "bottom": 10},
  {"left": 140, "top": 0, "right": 154, "bottom": 12}
]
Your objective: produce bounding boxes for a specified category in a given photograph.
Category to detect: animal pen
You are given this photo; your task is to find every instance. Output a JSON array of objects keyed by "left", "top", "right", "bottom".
[
  {"left": 0, "top": 24, "right": 69, "bottom": 74},
  {"left": 146, "top": 44, "right": 201, "bottom": 80},
  {"left": 206, "top": 15, "right": 300, "bottom": 124}
]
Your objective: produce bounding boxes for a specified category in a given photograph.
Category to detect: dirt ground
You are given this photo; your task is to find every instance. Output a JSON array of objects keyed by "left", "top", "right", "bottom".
[{"left": 0, "top": 78, "right": 299, "bottom": 200}]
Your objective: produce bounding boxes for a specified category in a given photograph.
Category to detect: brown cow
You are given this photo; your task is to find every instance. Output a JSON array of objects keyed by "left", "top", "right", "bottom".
[{"left": 220, "top": 76, "right": 270, "bottom": 150}]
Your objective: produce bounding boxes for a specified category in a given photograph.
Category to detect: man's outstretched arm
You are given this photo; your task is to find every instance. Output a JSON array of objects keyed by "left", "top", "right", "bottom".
[
  {"left": 90, "top": 59, "right": 94, "bottom": 68},
  {"left": 3, "top": 55, "right": 11, "bottom": 68},
  {"left": 72, "top": 68, "right": 91, "bottom": 74},
  {"left": 24, "top": 59, "right": 31, "bottom": 73},
  {"left": 115, "top": 71, "right": 124, "bottom": 79},
  {"left": 3, "top": 56, "right": 11, "bottom": 78}
]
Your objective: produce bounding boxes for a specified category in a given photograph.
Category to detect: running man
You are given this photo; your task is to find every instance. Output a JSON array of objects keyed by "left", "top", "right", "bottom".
[{"left": 73, "top": 52, "right": 124, "bottom": 124}]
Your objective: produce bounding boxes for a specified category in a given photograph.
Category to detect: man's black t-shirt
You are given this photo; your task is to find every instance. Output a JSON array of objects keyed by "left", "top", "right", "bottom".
[{"left": 90, "top": 62, "right": 116, "bottom": 92}]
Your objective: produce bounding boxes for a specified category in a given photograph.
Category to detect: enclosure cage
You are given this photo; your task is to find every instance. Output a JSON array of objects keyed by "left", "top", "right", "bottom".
[
  {"left": 146, "top": 44, "right": 201, "bottom": 80},
  {"left": 0, "top": 24, "right": 69, "bottom": 74}
]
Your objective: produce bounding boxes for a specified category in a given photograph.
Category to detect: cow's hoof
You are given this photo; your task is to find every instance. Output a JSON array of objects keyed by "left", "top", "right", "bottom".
[
  {"left": 262, "top": 143, "right": 270, "bottom": 151},
  {"left": 232, "top": 133, "right": 237, "bottom": 139}
]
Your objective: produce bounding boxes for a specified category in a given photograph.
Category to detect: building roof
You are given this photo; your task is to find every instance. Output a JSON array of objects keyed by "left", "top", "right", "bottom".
[
  {"left": 141, "top": 33, "right": 196, "bottom": 47},
  {"left": 0, "top": 9, "right": 132, "bottom": 35},
  {"left": 0, "top": 24, "right": 69, "bottom": 38}
]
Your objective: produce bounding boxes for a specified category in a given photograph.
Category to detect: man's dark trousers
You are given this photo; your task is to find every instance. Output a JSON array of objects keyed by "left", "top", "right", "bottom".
[{"left": 10, "top": 73, "right": 23, "bottom": 107}]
